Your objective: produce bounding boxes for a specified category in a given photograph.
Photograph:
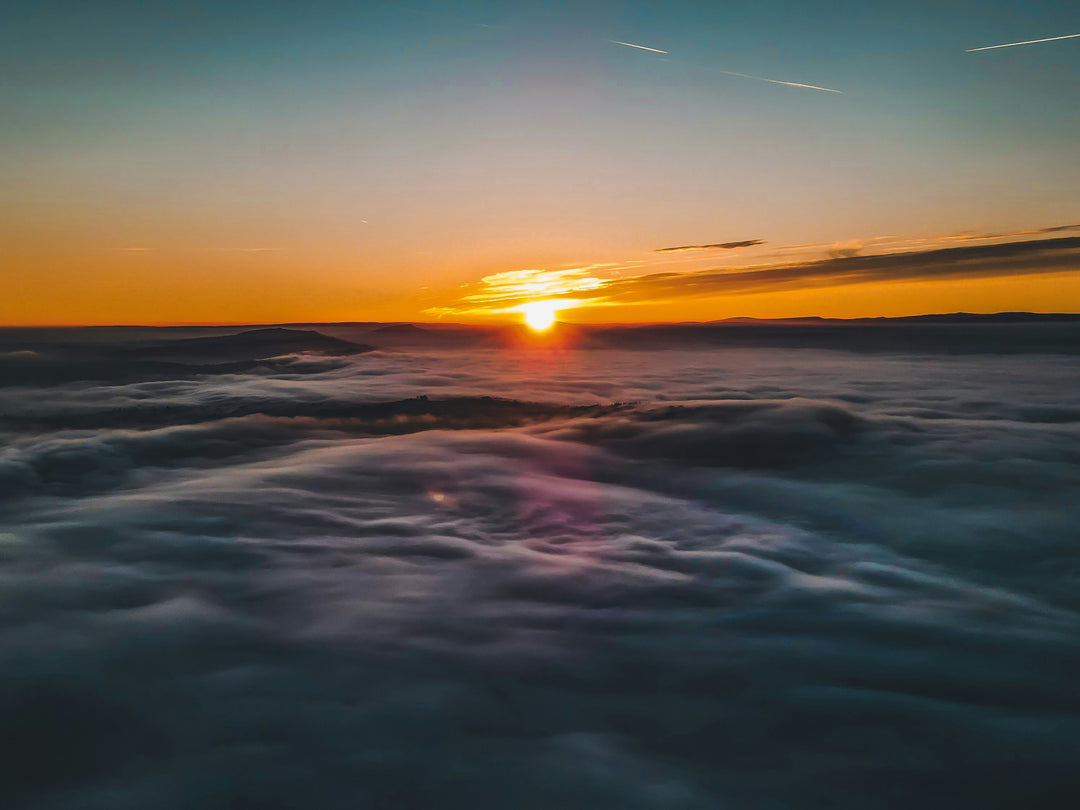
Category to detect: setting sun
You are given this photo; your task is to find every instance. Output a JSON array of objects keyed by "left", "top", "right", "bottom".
[
  {"left": 4, "top": 1, "right": 1080, "bottom": 806},
  {"left": 520, "top": 301, "right": 559, "bottom": 332}
]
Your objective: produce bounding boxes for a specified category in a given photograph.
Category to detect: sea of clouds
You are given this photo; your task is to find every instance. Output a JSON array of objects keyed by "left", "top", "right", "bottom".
[{"left": 2, "top": 339, "right": 1079, "bottom": 808}]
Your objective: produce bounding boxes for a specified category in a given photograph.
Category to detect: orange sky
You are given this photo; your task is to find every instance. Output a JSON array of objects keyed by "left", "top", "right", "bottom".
[
  {"left": 6, "top": 225, "right": 1078, "bottom": 326},
  {"left": 4, "top": 2, "right": 1080, "bottom": 326},
  {"left": 5, "top": 255, "right": 1080, "bottom": 327}
]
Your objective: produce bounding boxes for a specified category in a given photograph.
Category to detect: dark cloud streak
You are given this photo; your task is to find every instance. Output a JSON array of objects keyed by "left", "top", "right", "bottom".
[
  {"left": 610, "top": 235, "right": 1080, "bottom": 302},
  {"left": 654, "top": 239, "right": 765, "bottom": 253}
]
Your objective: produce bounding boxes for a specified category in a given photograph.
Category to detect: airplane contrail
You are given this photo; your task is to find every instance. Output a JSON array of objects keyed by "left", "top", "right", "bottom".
[
  {"left": 606, "top": 39, "right": 842, "bottom": 95},
  {"left": 966, "top": 32, "right": 1080, "bottom": 52},
  {"left": 608, "top": 39, "right": 668, "bottom": 55},
  {"left": 721, "top": 70, "right": 843, "bottom": 94}
]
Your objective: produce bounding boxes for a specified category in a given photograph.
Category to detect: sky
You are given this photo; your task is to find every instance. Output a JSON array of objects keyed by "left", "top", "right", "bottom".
[{"left": 2, "top": 0, "right": 1079, "bottom": 325}]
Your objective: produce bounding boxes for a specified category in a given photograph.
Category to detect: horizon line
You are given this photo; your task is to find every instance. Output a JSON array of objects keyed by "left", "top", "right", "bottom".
[{"left": 5, "top": 310, "right": 1080, "bottom": 329}]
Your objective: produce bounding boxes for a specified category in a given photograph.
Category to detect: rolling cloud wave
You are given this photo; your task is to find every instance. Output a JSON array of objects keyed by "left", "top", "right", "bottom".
[{"left": 1, "top": 336, "right": 1079, "bottom": 808}]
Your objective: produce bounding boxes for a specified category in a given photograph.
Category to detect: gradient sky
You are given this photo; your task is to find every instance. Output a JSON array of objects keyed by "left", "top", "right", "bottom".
[{"left": 3, "top": 0, "right": 1079, "bottom": 324}]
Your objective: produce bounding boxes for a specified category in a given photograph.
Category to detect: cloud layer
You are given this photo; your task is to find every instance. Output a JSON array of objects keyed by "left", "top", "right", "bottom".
[{"left": 1, "top": 333, "right": 1079, "bottom": 808}]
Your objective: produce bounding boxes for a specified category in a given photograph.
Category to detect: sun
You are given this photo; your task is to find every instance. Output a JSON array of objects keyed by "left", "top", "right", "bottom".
[{"left": 520, "top": 300, "right": 559, "bottom": 332}]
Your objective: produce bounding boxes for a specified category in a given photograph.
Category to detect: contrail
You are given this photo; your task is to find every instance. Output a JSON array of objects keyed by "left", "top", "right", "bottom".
[
  {"left": 608, "top": 39, "right": 668, "bottom": 55},
  {"left": 606, "top": 40, "right": 843, "bottom": 95},
  {"left": 721, "top": 71, "right": 843, "bottom": 94},
  {"left": 966, "top": 32, "right": 1080, "bottom": 52}
]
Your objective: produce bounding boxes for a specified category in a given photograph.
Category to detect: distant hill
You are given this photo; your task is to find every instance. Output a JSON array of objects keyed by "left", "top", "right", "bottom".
[
  {"left": 3, "top": 317, "right": 1079, "bottom": 366},
  {"left": 885, "top": 312, "right": 1080, "bottom": 324},
  {"left": 371, "top": 323, "right": 429, "bottom": 335},
  {"left": 347, "top": 314, "right": 1080, "bottom": 354},
  {"left": 708, "top": 312, "right": 1080, "bottom": 326},
  {"left": 120, "top": 327, "right": 374, "bottom": 363},
  {"left": 579, "top": 314, "right": 1080, "bottom": 354},
  {"left": 0, "top": 328, "right": 375, "bottom": 386}
]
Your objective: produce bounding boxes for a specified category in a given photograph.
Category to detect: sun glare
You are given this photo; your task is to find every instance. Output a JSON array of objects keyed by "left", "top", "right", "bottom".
[{"left": 521, "top": 301, "right": 559, "bottom": 332}]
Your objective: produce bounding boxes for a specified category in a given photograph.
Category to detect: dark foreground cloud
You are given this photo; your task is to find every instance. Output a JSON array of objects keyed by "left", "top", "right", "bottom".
[
  {"left": 1, "top": 341, "right": 1079, "bottom": 809},
  {"left": 607, "top": 234, "right": 1080, "bottom": 302}
]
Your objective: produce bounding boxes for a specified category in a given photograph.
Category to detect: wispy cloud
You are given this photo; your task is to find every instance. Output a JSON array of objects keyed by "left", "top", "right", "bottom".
[
  {"left": 720, "top": 71, "right": 843, "bottom": 94},
  {"left": 208, "top": 247, "right": 281, "bottom": 253},
  {"left": 1031, "top": 223, "right": 1080, "bottom": 235},
  {"left": 827, "top": 240, "right": 865, "bottom": 259},
  {"left": 116, "top": 247, "right": 283, "bottom": 253},
  {"left": 431, "top": 232, "right": 1080, "bottom": 316},
  {"left": 940, "top": 223, "right": 1080, "bottom": 242},
  {"left": 424, "top": 267, "right": 611, "bottom": 316},
  {"left": 967, "top": 33, "right": 1080, "bottom": 52},
  {"left": 654, "top": 240, "right": 764, "bottom": 253},
  {"left": 461, "top": 267, "right": 608, "bottom": 304},
  {"left": 596, "top": 235, "right": 1080, "bottom": 303},
  {"left": 774, "top": 226, "right": 1080, "bottom": 262}
]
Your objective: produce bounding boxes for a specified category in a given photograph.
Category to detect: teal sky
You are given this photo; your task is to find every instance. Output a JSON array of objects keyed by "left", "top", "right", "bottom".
[{"left": 2, "top": 1, "right": 1079, "bottom": 323}]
